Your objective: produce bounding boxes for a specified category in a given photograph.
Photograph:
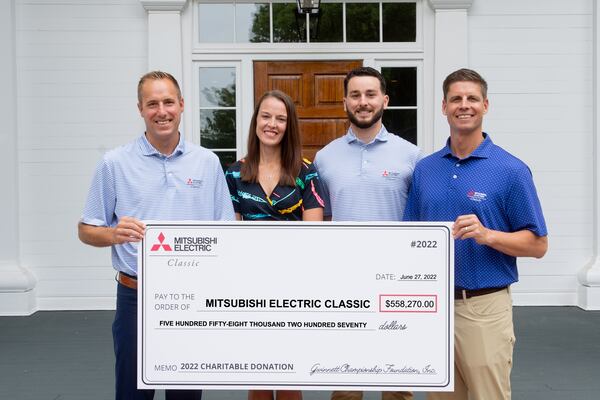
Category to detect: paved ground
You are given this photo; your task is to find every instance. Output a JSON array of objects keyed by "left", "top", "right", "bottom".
[{"left": 0, "top": 307, "right": 599, "bottom": 399}]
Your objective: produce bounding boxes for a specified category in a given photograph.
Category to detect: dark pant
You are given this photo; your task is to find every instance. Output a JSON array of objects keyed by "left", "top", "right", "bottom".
[{"left": 113, "top": 283, "right": 202, "bottom": 400}]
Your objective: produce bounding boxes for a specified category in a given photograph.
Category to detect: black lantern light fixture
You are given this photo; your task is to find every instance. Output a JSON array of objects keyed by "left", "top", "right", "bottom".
[{"left": 296, "top": 0, "right": 321, "bottom": 14}]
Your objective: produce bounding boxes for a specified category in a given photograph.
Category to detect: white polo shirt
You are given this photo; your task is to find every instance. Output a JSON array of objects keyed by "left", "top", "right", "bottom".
[
  {"left": 314, "top": 126, "right": 422, "bottom": 221},
  {"left": 81, "top": 133, "right": 235, "bottom": 275}
]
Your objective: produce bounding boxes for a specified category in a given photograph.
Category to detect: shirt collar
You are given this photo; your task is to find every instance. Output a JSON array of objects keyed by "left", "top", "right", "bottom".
[
  {"left": 441, "top": 132, "right": 493, "bottom": 160},
  {"left": 345, "top": 125, "right": 390, "bottom": 145},
  {"left": 138, "top": 133, "right": 186, "bottom": 157}
]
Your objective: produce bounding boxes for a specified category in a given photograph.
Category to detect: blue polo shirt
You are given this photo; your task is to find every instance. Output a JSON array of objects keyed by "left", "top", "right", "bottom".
[
  {"left": 81, "top": 134, "right": 235, "bottom": 276},
  {"left": 403, "top": 133, "right": 547, "bottom": 290},
  {"left": 314, "top": 126, "right": 422, "bottom": 221}
]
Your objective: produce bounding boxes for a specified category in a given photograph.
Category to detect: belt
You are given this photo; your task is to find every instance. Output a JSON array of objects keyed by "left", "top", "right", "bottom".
[
  {"left": 454, "top": 286, "right": 506, "bottom": 300},
  {"left": 117, "top": 272, "right": 138, "bottom": 290}
]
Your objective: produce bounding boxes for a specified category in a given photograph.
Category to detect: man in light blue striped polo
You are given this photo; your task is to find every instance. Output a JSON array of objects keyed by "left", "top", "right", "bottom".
[
  {"left": 314, "top": 67, "right": 421, "bottom": 399},
  {"left": 78, "top": 71, "right": 234, "bottom": 400}
]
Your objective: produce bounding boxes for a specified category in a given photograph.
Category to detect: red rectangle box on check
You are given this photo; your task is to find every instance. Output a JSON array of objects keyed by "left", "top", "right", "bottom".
[{"left": 379, "top": 294, "right": 438, "bottom": 313}]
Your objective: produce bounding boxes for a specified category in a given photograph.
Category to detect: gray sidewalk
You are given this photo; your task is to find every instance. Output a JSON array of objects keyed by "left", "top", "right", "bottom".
[{"left": 1, "top": 307, "right": 599, "bottom": 399}]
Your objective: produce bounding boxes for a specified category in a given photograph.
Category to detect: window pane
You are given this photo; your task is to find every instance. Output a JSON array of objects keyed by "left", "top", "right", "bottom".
[
  {"left": 200, "top": 110, "right": 236, "bottom": 149},
  {"left": 309, "top": 3, "right": 342, "bottom": 42},
  {"left": 383, "top": 109, "right": 417, "bottom": 145},
  {"left": 199, "top": 68, "right": 236, "bottom": 107},
  {"left": 382, "top": 3, "right": 416, "bottom": 42},
  {"left": 273, "top": 3, "right": 306, "bottom": 42},
  {"left": 236, "top": 3, "right": 270, "bottom": 43},
  {"left": 199, "top": 3, "right": 234, "bottom": 42},
  {"left": 346, "top": 3, "right": 379, "bottom": 42},
  {"left": 214, "top": 151, "right": 238, "bottom": 171},
  {"left": 381, "top": 67, "right": 417, "bottom": 107}
]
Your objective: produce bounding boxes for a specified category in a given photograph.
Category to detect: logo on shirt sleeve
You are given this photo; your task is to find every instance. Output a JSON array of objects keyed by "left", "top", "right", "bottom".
[{"left": 467, "top": 190, "right": 487, "bottom": 202}]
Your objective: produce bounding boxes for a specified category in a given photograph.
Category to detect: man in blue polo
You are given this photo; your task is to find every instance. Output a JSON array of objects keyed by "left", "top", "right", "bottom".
[
  {"left": 404, "top": 68, "right": 548, "bottom": 400},
  {"left": 314, "top": 67, "right": 421, "bottom": 400},
  {"left": 78, "top": 71, "right": 234, "bottom": 400}
]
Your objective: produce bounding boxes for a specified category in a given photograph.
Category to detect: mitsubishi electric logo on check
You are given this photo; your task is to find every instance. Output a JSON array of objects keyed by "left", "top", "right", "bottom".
[
  {"left": 173, "top": 235, "right": 218, "bottom": 252},
  {"left": 149, "top": 232, "right": 218, "bottom": 253},
  {"left": 150, "top": 232, "right": 172, "bottom": 251}
]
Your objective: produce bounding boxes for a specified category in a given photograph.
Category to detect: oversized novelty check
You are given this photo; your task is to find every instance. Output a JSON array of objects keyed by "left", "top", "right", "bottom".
[{"left": 138, "top": 222, "right": 454, "bottom": 392}]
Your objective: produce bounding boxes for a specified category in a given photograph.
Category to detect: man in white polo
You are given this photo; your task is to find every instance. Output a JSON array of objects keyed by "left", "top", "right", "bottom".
[
  {"left": 314, "top": 66, "right": 422, "bottom": 400},
  {"left": 79, "top": 71, "right": 234, "bottom": 400}
]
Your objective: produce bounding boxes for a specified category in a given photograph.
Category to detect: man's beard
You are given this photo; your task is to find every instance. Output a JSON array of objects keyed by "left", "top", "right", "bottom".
[{"left": 347, "top": 107, "right": 384, "bottom": 129}]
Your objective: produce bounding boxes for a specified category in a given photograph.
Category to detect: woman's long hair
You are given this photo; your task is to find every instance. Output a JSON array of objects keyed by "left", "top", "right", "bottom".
[{"left": 241, "top": 90, "right": 303, "bottom": 187}]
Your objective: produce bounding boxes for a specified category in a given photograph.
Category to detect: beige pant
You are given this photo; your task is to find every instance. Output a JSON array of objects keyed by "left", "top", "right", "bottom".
[
  {"left": 428, "top": 288, "right": 515, "bottom": 400},
  {"left": 331, "top": 391, "right": 413, "bottom": 400}
]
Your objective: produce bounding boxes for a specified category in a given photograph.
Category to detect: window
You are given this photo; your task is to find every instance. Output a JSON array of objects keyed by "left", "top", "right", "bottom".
[
  {"left": 197, "top": 66, "right": 239, "bottom": 170},
  {"left": 309, "top": 3, "right": 342, "bottom": 42},
  {"left": 197, "top": 1, "right": 417, "bottom": 44},
  {"left": 192, "top": 1, "right": 424, "bottom": 156},
  {"left": 381, "top": 66, "right": 418, "bottom": 145}
]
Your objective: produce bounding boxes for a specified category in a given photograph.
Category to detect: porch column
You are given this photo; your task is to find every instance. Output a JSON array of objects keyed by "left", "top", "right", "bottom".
[
  {"left": 428, "top": 0, "right": 474, "bottom": 149},
  {"left": 578, "top": 0, "right": 600, "bottom": 310},
  {"left": 0, "top": 0, "right": 37, "bottom": 315},
  {"left": 139, "top": 0, "right": 187, "bottom": 82}
]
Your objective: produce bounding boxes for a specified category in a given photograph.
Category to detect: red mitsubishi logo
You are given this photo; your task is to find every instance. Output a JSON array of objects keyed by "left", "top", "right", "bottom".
[{"left": 150, "top": 232, "right": 172, "bottom": 252}]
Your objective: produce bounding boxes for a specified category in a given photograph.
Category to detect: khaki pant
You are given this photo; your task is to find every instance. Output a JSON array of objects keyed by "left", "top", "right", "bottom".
[
  {"left": 428, "top": 288, "right": 515, "bottom": 400},
  {"left": 331, "top": 391, "right": 413, "bottom": 400}
]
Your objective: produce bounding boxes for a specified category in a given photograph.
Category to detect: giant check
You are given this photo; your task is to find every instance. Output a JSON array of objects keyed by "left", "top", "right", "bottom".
[{"left": 138, "top": 222, "right": 454, "bottom": 392}]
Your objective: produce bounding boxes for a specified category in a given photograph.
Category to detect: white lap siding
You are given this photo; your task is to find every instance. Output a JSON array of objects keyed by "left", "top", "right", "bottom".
[{"left": 16, "top": 0, "right": 147, "bottom": 310}]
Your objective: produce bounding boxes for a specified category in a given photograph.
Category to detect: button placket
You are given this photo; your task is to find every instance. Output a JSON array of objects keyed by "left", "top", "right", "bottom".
[
  {"left": 360, "top": 146, "right": 368, "bottom": 175},
  {"left": 452, "top": 159, "right": 461, "bottom": 180},
  {"left": 165, "top": 158, "right": 176, "bottom": 188}
]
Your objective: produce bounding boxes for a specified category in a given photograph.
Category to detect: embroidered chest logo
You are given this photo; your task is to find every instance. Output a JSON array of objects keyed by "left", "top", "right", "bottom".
[
  {"left": 186, "top": 178, "right": 203, "bottom": 188},
  {"left": 150, "top": 232, "right": 172, "bottom": 252},
  {"left": 467, "top": 190, "right": 487, "bottom": 202},
  {"left": 381, "top": 170, "right": 401, "bottom": 178}
]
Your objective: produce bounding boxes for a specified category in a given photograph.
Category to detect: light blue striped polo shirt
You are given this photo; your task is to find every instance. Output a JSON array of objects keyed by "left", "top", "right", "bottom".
[
  {"left": 81, "top": 134, "right": 235, "bottom": 275},
  {"left": 314, "top": 126, "right": 422, "bottom": 221}
]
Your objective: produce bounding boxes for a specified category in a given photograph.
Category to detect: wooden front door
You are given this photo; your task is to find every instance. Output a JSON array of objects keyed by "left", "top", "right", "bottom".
[{"left": 254, "top": 60, "right": 362, "bottom": 161}]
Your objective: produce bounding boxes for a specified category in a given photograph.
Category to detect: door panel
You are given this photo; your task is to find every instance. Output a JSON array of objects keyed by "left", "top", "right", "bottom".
[
  {"left": 314, "top": 75, "right": 345, "bottom": 105},
  {"left": 254, "top": 60, "right": 362, "bottom": 161},
  {"left": 269, "top": 75, "right": 302, "bottom": 102}
]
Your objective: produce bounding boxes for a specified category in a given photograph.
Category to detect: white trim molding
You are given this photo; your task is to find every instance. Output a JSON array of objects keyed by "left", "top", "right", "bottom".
[
  {"left": 140, "top": 0, "right": 187, "bottom": 12},
  {"left": 428, "top": 0, "right": 473, "bottom": 10},
  {"left": 427, "top": 0, "right": 474, "bottom": 149},
  {"left": 0, "top": 263, "right": 37, "bottom": 316},
  {"left": 578, "top": 0, "right": 600, "bottom": 310},
  {"left": 0, "top": 0, "right": 37, "bottom": 316}
]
